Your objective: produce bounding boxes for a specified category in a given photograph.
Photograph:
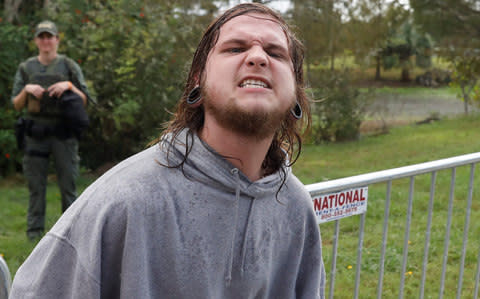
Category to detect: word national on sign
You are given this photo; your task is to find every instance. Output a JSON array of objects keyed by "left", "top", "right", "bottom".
[{"left": 312, "top": 187, "right": 368, "bottom": 223}]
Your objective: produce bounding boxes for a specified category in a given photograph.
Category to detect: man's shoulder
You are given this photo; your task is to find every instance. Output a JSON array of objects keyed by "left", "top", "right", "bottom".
[
  {"left": 62, "top": 145, "right": 179, "bottom": 228},
  {"left": 84, "top": 145, "right": 173, "bottom": 198},
  {"left": 283, "top": 172, "right": 314, "bottom": 207},
  {"left": 98, "top": 145, "right": 163, "bottom": 180},
  {"left": 55, "top": 146, "right": 162, "bottom": 225},
  {"left": 285, "top": 172, "right": 309, "bottom": 194}
]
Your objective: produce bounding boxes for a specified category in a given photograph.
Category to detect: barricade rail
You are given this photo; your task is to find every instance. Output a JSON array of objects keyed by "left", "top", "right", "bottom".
[{"left": 306, "top": 152, "right": 480, "bottom": 299}]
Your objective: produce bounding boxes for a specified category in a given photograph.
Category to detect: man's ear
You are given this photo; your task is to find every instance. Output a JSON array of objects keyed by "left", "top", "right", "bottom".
[
  {"left": 193, "top": 74, "right": 201, "bottom": 86},
  {"left": 187, "top": 86, "right": 202, "bottom": 106}
]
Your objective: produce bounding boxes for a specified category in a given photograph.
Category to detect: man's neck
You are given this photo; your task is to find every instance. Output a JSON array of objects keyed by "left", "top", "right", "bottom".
[
  {"left": 199, "top": 123, "right": 274, "bottom": 182},
  {"left": 38, "top": 52, "right": 58, "bottom": 65}
]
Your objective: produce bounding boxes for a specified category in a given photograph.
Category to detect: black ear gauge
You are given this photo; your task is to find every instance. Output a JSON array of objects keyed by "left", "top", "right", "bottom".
[
  {"left": 290, "top": 102, "right": 302, "bottom": 119},
  {"left": 186, "top": 86, "right": 202, "bottom": 105}
]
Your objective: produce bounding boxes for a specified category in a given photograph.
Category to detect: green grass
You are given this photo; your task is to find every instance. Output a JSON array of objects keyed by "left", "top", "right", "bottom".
[
  {"left": 0, "top": 174, "right": 96, "bottom": 276},
  {"left": 1, "top": 114, "right": 480, "bottom": 298},
  {"left": 296, "top": 115, "right": 480, "bottom": 183},
  {"left": 294, "top": 115, "right": 480, "bottom": 298}
]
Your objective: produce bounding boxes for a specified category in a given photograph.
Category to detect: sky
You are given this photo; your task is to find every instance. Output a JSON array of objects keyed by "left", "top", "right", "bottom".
[
  {"left": 215, "top": 0, "right": 290, "bottom": 13},
  {"left": 217, "top": 0, "right": 411, "bottom": 14}
]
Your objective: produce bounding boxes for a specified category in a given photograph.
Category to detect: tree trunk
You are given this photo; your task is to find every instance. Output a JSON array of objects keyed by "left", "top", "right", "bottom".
[
  {"left": 401, "top": 68, "right": 410, "bottom": 82},
  {"left": 464, "top": 98, "right": 469, "bottom": 115},
  {"left": 462, "top": 85, "right": 470, "bottom": 115},
  {"left": 4, "top": 0, "right": 49, "bottom": 23},
  {"left": 330, "top": 51, "right": 335, "bottom": 71},
  {"left": 326, "top": 0, "right": 335, "bottom": 71},
  {"left": 4, "top": 0, "right": 23, "bottom": 23},
  {"left": 375, "top": 55, "right": 382, "bottom": 80}
]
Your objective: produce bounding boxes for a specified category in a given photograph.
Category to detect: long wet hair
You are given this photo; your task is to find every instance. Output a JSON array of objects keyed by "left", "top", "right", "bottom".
[{"left": 162, "top": 2, "right": 311, "bottom": 176}]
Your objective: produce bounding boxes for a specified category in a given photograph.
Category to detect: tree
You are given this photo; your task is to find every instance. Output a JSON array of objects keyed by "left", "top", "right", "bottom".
[
  {"left": 448, "top": 51, "right": 480, "bottom": 114},
  {"left": 344, "top": 0, "right": 397, "bottom": 80},
  {"left": 289, "top": 0, "right": 346, "bottom": 79},
  {"left": 411, "top": 0, "right": 480, "bottom": 113},
  {"left": 339, "top": 0, "right": 411, "bottom": 81},
  {"left": 3, "top": 0, "right": 49, "bottom": 23},
  {"left": 410, "top": 0, "right": 480, "bottom": 41},
  {"left": 380, "top": 19, "right": 418, "bottom": 82}
]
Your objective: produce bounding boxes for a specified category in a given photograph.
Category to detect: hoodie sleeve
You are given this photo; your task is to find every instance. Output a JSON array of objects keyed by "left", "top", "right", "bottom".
[
  {"left": 284, "top": 173, "right": 326, "bottom": 299},
  {"left": 9, "top": 233, "right": 100, "bottom": 299},
  {"left": 295, "top": 208, "right": 326, "bottom": 299}
]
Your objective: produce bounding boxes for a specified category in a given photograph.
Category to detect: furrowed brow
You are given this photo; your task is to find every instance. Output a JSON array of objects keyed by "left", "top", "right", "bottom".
[
  {"left": 220, "top": 38, "right": 248, "bottom": 47},
  {"left": 221, "top": 38, "right": 287, "bottom": 53}
]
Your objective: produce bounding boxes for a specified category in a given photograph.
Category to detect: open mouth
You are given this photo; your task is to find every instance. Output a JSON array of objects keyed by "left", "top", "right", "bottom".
[{"left": 239, "top": 79, "right": 270, "bottom": 89}]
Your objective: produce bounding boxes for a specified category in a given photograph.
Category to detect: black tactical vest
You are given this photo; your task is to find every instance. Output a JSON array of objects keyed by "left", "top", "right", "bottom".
[{"left": 20, "top": 55, "right": 72, "bottom": 120}]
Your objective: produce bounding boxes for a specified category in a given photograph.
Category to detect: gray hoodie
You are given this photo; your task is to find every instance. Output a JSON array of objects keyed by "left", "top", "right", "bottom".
[{"left": 10, "top": 129, "right": 325, "bottom": 298}]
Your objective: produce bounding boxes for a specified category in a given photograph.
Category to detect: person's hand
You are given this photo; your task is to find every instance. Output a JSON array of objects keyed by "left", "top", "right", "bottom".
[
  {"left": 48, "top": 81, "right": 71, "bottom": 98},
  {"left": 24, "top": 84, "right": 45, "bottom": 99}
]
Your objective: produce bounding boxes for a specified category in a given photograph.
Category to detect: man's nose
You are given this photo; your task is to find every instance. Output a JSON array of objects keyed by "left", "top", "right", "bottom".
[{"left": 246, "top": 46, "right": 268, "bottom": 67}]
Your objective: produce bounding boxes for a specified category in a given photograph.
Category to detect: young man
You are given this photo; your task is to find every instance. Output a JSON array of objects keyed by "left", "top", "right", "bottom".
[
  {"left": 11, "top": 20, "right": 93, "bottom": 241},
  {"left": 10, "top": 4, "right": 325, "bottom": 298}
]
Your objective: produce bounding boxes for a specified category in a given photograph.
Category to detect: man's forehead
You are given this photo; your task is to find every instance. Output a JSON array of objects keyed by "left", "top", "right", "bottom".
[{"left": 218, "top": 13, "right": 287, "bottom": 42}]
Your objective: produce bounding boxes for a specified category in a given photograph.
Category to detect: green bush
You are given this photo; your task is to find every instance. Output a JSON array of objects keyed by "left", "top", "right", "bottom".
[
  {"left": 0, "top": 22, "right": 31, "bottom": 103},
  {"left": 0, "top": 22, "right": 31, "bottom": 177},
  {"left": 383, "top": 55, "right": 398, "bottom": 70},
  {"left": 0, "top": 109, "right": 22, "bottom": 177},
  {"left": 308, "top": 70, "right": 372, "bottom": 143}
]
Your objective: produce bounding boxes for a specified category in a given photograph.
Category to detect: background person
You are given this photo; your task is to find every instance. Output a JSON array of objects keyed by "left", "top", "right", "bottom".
[
  {"left": 10, "top": 4, "right": 325, "bottom": 298},
  {"left": 11, "top": 20, "right": 93, "bottom": 241}
]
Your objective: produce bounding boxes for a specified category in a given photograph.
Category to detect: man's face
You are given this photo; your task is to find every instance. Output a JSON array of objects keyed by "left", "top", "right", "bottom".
[
  {"left": 201, "top": 13, "right": 296, "bottom": 139},
  {"left": 34, "top": 32, "right": 59, "bottom": 54}
]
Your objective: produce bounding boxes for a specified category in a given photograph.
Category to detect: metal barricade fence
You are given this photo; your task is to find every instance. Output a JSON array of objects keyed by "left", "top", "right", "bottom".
[{"left": 306, "top": 152, "right": 480, "bottom": 299}]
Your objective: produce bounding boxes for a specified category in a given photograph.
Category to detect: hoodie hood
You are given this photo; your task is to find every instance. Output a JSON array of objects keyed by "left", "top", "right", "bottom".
[{"left": 160, "top": 128, "right": 289, "bottom": 200}]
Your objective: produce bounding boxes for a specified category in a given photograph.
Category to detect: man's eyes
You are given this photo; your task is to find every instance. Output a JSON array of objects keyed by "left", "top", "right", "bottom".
[
  {"left": 225, "top": 47, "right": 285, "bottom": 59},
  {"left": 228, "top": 48, "right": 244, "bottom": 53},
  {"left": 268, "top": 52, "right": 283, "bottom": 58}
]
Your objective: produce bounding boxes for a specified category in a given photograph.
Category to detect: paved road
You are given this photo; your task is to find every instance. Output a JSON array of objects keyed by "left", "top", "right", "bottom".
[{"left": 366, "top": 93, "right": 478, "bottom": 120}]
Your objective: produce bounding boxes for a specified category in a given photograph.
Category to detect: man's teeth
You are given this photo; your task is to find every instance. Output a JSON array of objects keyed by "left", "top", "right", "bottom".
[{"left": 240, "top": 79, "right": 268, "bottom": 88}]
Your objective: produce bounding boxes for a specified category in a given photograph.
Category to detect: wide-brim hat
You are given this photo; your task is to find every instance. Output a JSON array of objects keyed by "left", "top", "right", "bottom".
[{"left": 35, "top": 20, "right": 58, "bottom": 37}]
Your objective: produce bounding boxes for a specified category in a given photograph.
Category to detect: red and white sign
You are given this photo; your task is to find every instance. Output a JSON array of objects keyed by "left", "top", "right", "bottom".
[{"left": 312, "top": 187, "right": 368, "bottom": 224}]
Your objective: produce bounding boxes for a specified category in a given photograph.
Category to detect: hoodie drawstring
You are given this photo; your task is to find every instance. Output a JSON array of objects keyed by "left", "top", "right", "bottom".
[
  {"left": 225, "top": 168, "right": 259, "bottom": 284},
  {"left": 225, "top": 168, "right": 241, "bottom": 285},
  {"left": 240, "top": 198, "right": 255, "bottom": 276}
]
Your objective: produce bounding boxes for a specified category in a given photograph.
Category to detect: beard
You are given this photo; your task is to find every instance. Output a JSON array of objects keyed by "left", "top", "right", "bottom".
[{"left": 202, "top": 85, "right": 291, "bottom": 141}]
